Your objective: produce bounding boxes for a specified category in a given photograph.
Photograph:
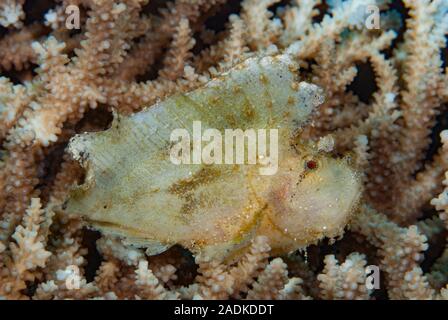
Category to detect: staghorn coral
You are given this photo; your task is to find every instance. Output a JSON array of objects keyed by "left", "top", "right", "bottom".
[
  {"left": 0, "top": 0, "right": 447, "bottom": 300},
  {"left": 0, "top": 0, "right": 25, "bottom": 28}
]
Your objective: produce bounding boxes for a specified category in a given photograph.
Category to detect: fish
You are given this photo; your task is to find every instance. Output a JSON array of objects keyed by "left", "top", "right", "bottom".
[{"left": 64, "top": 54, "right": 361, "bottom": 261}]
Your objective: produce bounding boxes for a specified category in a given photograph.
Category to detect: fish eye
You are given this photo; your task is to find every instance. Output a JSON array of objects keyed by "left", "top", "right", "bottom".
[{"left": 305, "top": 159, "right": 318, "bottom": 170}]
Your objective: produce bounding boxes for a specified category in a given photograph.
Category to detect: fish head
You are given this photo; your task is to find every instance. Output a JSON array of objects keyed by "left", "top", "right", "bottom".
[{"left": 260, "top": 145, "right": 362, "bottom": 252}]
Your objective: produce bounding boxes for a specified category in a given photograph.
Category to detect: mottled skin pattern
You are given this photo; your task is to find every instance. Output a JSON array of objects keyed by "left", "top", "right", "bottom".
[{"left": 64, "top": 54, "right": 361, "bottom": 261}]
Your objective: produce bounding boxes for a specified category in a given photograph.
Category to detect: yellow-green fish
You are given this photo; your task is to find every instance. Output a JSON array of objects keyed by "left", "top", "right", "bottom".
[{"left": 65, "top": 54, "right": 361, "bottom": 261}]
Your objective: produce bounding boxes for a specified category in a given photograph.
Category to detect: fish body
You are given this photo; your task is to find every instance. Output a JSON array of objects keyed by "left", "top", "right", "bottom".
[{"left": 65, "top": 54, "right": 361, "bottom": 261}]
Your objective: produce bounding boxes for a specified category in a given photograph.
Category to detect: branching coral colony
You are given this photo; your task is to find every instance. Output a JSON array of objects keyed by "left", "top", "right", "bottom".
[{"left": 0, "top": 0, "right": 447, "bottom": 300}]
